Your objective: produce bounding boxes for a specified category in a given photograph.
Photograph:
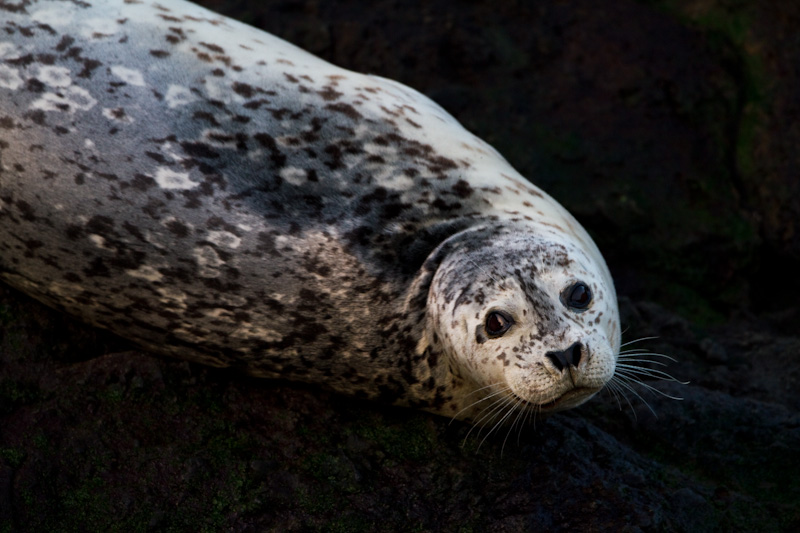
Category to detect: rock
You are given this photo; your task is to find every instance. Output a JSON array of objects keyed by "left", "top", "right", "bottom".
[{"left": 2, "top": 0, "right": 800, "bottom": 530}]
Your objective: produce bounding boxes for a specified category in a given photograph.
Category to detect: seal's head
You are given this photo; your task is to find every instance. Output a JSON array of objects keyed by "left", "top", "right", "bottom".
[{"left": 428, "top": 222, "right": 620, "bottom": 422}]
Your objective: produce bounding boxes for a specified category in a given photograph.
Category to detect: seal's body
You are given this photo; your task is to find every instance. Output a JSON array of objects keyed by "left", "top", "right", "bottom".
[{"left": 0, "top": 0, "right": 620, "bottom": 423}]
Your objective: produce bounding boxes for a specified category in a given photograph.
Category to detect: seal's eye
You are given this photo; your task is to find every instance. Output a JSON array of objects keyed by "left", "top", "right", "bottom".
[
  {"left": 485, "top": 311, "right": 513, "bottom": 338},
  {"left": 563, "top": 282, "right": 592, "bottom": 310}
]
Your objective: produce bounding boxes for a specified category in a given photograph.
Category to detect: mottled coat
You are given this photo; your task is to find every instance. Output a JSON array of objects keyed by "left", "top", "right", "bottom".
[{"left": 0, "top": 0, "right": 619, "bottom": 421}]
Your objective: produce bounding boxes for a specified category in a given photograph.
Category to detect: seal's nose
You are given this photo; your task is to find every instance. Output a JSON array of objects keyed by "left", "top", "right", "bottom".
[{"left": 545, "top": 342, "right": 583, "bottom": 371}]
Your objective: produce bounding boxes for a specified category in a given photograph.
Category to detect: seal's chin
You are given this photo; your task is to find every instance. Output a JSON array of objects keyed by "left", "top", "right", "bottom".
[{"left": 518, "top": 386, "right": 603, "bottom": 413}]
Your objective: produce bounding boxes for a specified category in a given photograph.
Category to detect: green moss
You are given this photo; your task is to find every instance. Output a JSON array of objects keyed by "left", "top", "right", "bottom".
[
  {"left": 735, "top": 102, "right": 763, "bottom": 180},
  {"left": 0, "top": 380, "right": 43, "bottom": 413},
  {"left": 297, "top": 423, "right": 332, "bottom": 445},
  {"left": 0, "top": 447, "right": 25, "bottom": 468},
  {"left": 638, "top": 1, "right": 769, "bottom": 179},
  {"left": 297, "top": 486, "right": 337, "bottom": 515},
  {"left": 355, "top": 414, "right": 434, "bottom": 461},
  {"left": 59, "top": 476, "right": 114, "bottom": 531},
  {"left": 98, "top": 383, "right": 125, "bottom": 405},
  {"left": 302, "top": 452, "right": 359, "bottom": 492},
  {"left": 0, "top": 303, "right": 14, "bottom": 325},
  {"left": 202, "top": 422, "right": 254, "bottom": 461},
  {"left": 318, "top": 513, "right": 374, "bottom": 533},
  {"left": 693, "top": 11, "right": 768, "bottom": 184},
  {"left": 31, "top": 431, "right": 50, "bottom": 451},
  {"left": 528, "top": 124, "right": 586, "bottom": 166},
  {"left": 0, "top": 329, "right": 25, "bottom": 358},
  {"left": 485, "top": 26, "right": 529, "bottom": 71}
]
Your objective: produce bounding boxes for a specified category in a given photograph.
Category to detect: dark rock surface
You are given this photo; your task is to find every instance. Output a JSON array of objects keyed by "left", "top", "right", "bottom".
[{"left": 2, "top": 0, "right": 799, "bottom": 531}]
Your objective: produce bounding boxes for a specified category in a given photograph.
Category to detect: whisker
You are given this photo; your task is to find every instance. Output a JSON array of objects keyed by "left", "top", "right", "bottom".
[
  {"left": 615, "top": 363, "right": 688, "bottom": 383},
  {"left": 603, "top": 380, "right": 637, "bottom": 419},
  {"left": 479, "top": 396, "right": 519, "bottom": 450},
  {"left": 618, "top": 336, "right": 660, "bottom": 349},
  {"left": 610, "top": 377, "right": 658, "bottom": 417},
  {"left": 501, "top": 398, "right": 528, "bottom": 456},
  {"left": 520, "top": 395, "right": 542, "bottom": 441},
  {"left": 515, "top": 407, "right": 528, "bottom": 446},
  {"left": 613, "top": 373, "right": 685, "bottom": 401},
  {"left": 450, "top": 384, "right": 510, "bottom": 424},
  {"left": 617, "top": 358, "right": 670, "bottom": 367},
  {"left": 459, "top": 382, "right": 505, "bottom": 399},
  {"left": 465, "top": 395, "right": 508, "bottom": 433},
  {"left": 607, "top": 332, "right": 687, "bottom": 418},
  {"left": 456, "top": 331, "right": 686, "bottom": 450},
  {"left": 618, "top": 350, "right": 679, "bottom": 362},
  {"left": 466, "top": 397, "right": 507, "bottom": 444},
  {"left": 463, "top": 389, "right": 514, "bottom": 444}
]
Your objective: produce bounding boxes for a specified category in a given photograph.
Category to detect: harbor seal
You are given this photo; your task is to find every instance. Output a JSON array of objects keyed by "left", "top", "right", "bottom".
[{"left": 0, "top": 0, "right": 620, "bottom": 424}]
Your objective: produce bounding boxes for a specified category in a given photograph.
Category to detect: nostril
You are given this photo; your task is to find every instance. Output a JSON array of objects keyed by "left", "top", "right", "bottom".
[
  {"left": 545, "top": 350, "right": 566, "bottom": 372},
  {"left": 545, "top": 342, "right": 583, "bottom": 372},
  {"left": 566, "top": 342, "right": 582, "bottom": 366}
]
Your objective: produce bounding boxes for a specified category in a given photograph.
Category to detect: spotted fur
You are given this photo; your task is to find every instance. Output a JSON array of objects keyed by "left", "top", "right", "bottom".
[{"left": 0, "top": 0, "right": 620, "bottom": 422}]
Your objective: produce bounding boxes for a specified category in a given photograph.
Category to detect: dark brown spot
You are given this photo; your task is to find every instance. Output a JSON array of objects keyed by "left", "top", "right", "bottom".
[
  {"left": 325, "top": 103, "right": 362, "bottom": 121},
  {"left": 452, "top": 179, "right": 474, "bottom": 198},
  {"left": 83, "top": 257, "right": 111, "bottom": 277},
  {"left": 317, "top": 86, "right": 343, "bottom": 101},
  {"left": 191, "top": 111, "right": 220, "bottom": 126},
  {"left": 77, "top": 58, "right": 102, "bottom": 79},
  {"left": 232, "top": 82, "right": 254, "bottom": 98},
  {"left": 165, "top": 219, "right": 189, "bottom": 238},
  {"left": 15, "top": 200, "right": 36, "bottom": 222},
  {"left": 145, "top": 151, "right": 168, "bottom": 163},
  {"left": 181, "top": 141, "right": 220, "bottom": 159},
  {"left": 131, "top": 174, "right": 156, "bottom": 191},
  {"left": 200, "top": 42, "right": 225, "bottom": 54},
  {"left": 55, "top": 35, "right": 75, "bottom": 52},
  {"left": 108, "top": 107, "right": 127, "bottom": 120}
]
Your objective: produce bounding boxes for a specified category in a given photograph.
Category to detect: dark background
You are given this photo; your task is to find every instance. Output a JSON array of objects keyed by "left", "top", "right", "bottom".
[{"left": 2, "top": 0, "right": 799, "bottom": 530}]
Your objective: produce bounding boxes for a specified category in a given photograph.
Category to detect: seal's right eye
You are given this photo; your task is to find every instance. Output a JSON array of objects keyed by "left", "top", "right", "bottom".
[
  {"left": 563, "top": 282, "right": 592, "bottom": 310},
  {"left": 485, "top": 311, "right": 513, "bottom": 338}
]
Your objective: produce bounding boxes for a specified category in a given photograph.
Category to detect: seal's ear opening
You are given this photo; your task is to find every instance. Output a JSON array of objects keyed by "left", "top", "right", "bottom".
[
  {"left": 397, "top": 219, "right": 474, "bottom": 275},
  {"left": 401, "top": 223, "right": 477, "bottom": 315}
]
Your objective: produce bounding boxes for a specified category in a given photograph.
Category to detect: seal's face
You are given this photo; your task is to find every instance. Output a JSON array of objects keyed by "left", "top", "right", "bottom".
[{"left": 429, "top": 225, "right": 620, "bottom": 422}]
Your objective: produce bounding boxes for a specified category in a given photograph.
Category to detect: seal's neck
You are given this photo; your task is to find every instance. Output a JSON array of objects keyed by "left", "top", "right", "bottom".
[{"left": 392, "top": 225, "right": 502, "bottom": 414}]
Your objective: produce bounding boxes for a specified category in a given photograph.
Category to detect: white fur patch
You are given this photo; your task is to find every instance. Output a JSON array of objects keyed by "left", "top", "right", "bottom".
[
  {"left": 110, "top": 66, "right": 146, "bottom": 87},
  {"left": 36, "top": 66, "right": 72, "bottom": 88},
  {"left": 29, "top": 86, "right": 97, "bottom": 113},
  {"left": 152, "top": 168, "right": 197, "bottom": 190},
  {"left": 0, "top": 65, "right": 24, "bottom": 90},
  {"left": 126, "top": 265, "right": 164, "bottom": 282},
  {"left": 193, "top": 245, "right": 223, "bottom": 277},
  {"left": 279, "top": 167, "right": 306, "bottom": 186},
  {"left": 207, "top": 231, "right": 242, "bottom": 249},
  {"left": 165, "top": 85, "right": 197, "bottom": 108},
  {"left": 102, "top": 107, "right": 134, "bottom": 123}
]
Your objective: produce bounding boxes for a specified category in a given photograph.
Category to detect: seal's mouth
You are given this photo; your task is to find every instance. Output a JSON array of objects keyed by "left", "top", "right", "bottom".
[{"left": 525, "top": 386, "right": 602, "bottom": 411}]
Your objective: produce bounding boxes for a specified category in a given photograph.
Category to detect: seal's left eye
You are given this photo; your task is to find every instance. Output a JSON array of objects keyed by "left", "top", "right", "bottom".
[
  {"left": 485, "top": 311, "right": 513, "bottom": 338},
  {"left": 563, "top": 282, "right": 592, "bottom": 310}
]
